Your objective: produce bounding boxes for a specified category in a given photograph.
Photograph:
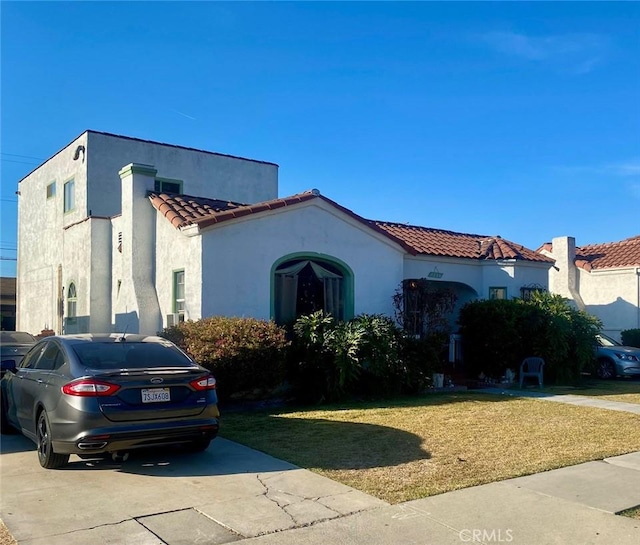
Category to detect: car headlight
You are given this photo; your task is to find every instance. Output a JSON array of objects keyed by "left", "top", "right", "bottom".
[{"left": 615, "top": 353, "right": 639, "bottom": 362}]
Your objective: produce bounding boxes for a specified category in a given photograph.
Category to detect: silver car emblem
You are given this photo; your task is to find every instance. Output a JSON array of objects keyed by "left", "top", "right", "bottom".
[{"left": 150, "top": 378, "right": 164, "bottom": 384}]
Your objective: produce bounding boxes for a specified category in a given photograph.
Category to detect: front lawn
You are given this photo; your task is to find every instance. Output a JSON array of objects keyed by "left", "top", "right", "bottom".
[
  {"left": 538, "top": 379, "right": 640, "bottom": 405},
  {"left": 221, "top": 393, "right": 640, "bottom": 504}
]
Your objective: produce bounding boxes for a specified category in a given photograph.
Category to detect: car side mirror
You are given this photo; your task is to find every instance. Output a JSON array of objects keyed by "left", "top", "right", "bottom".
[{"left": 1, "top": 360, "right": 17, "bottom": 375}]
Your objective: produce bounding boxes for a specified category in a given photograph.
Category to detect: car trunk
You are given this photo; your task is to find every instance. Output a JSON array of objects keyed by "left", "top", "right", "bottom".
[{"left": 93, "top": 368, "right": 210, "bottom": 422}]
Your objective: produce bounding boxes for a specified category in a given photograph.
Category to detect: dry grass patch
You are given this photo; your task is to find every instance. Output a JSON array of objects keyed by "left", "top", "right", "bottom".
[
  {"left": 619, "top": 506, "right": 640, "bottom": 520},
  {"left": 221, "top": 394, "right": 640, "bottom": 504},
  {"left": 0, "top": 521, "right": 17, "bottom": 545}
]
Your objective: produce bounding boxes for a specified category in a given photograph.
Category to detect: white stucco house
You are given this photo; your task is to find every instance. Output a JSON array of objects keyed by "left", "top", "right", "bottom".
[
  {"left": 539, "top": 236, "right": 640, "bottom": 340},
  {"left": 17, "top": 131, "right": 553, "bottom": 336}
]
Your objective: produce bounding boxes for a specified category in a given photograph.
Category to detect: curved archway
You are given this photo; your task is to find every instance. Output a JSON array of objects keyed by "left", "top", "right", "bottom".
[{"left": 271, "top": 253, "right": 354, "bottom": 323}]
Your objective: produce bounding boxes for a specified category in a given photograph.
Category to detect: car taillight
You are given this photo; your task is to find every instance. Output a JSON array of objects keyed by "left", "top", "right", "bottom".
[
  {"left": 190, "top": 375, "right": 216, "bottom": 391},
  {"left": 62, "top": 379, "right": 121, "bottom": 397}
]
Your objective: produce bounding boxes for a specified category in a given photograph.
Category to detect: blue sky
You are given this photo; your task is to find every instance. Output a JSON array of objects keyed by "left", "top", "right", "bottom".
[{"left": 2, "top": 1, "right": 639, "bottom": 277}]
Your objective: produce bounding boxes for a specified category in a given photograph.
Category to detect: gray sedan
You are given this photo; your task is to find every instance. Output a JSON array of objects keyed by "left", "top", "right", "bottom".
[
  {"left": 1, "top": 331, "right": 37, "bottom": 377},
  {"left": 1, "top": 334, "right": 219, "bottom": 469},
  {"left": 595, "top": 333, "right": 640, "bottom": 379}
]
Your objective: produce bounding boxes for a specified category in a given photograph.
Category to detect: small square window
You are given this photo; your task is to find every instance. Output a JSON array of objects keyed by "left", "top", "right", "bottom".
[
  {"left": 489, "top": 287, "right": 507, "bottom": 300},
  {"left": 155, "top": 178, "right": 183, "bottom": 194},
  {"left": 63, "top": 179, "right": 75, "bottom": 213},
  {"left": 46, "top": 182, "right": 56, "bottom": 199}
]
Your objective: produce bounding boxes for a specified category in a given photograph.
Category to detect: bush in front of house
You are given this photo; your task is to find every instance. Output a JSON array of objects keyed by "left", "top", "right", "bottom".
[
  {"left": 161, "top": 317, "right": 290, "bottom": 400},
  {"left": 458, "top": 293, "right": 601, "bottom": 384},
  {"left": 289, "top": 312, "right": 443, "bottom": 402},
  {"left": 621, "top": 329, "right": 640, "bottom": 348}
]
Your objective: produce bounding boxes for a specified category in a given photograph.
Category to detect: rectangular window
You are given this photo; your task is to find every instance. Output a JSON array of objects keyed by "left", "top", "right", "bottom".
[
  {"left": 63, "top": 179, "right": 75, "bottom": 212},
  {"left": 489, "top": 287, "right": 507, "bottom": 300},
  {"left": 46, "top": 182, "right": 56, "bottom": 199},
  {"left": 173, "top": 270, "right": 185, "bottom": 321},
  {"left": 155, "top": 178, "right": 183, "bottom": 194},
  {"left": 520, "top": 286, "right": 546, "bottom": 301}
]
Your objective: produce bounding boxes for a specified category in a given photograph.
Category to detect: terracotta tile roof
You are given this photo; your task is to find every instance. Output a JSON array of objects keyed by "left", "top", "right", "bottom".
[
  {"left": 369, "top": 222, "right": 552, "bottom": 262},
  {"left": 575, "top": 235, "right": 640, "bottom": 271},
  {"left": 149, "top": 191, "right": 318, "bottom": 230},
  {"left": 150, "top": 190, "right": 550, "bottom": 263}
]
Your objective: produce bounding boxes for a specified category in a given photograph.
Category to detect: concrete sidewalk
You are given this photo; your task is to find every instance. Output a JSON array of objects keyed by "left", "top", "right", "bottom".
[
  {"left": 473, "top": 387, "right": 640, "bottom": 414},
  {"left": 241, "top": 452, "right": 640, "bottom": 545}
]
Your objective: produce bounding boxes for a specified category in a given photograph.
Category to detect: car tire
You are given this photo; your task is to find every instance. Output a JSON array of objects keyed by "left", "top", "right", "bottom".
[
  {"left": 596, "top": 359, "right": 616, "bottom": 380},
  {"left": 36, "top": 411, "right": 70, "bottom": 469},
  {"left": 1, "top": 395, "right": 17, "bottom": 435},
  {"left": 186, "top": 438, "right": 211, "bottom": 453}
]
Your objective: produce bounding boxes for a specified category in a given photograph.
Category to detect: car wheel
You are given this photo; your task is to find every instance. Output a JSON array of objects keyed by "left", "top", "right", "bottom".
[
  {"left": 596, "top": 359, "right": 616, "bottom": 380},
  {"left": 0, "top": 395, "right": 16, "bottom": 435},
  {"left": 36, "top": 411, "right": 69, "bottom": 469},
  {"left": 186, "top": 438, "right": 211, "bottom": 453}
]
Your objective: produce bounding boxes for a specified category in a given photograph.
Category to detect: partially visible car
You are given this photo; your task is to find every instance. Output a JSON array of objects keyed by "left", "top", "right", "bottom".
[
  {"left": 0, "top": 334, "right": 219, "bottom": 469},
  {"left": 595, "top": 333, "right": 640, "bottom": 379},
  {"left": 1, "top": 331, "right": 37, "bottom": 377}
]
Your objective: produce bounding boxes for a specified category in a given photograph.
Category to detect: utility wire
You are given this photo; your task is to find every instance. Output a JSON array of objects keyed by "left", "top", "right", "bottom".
[{"left": 1, "top": 153, "right": 45, "bottom": 160}]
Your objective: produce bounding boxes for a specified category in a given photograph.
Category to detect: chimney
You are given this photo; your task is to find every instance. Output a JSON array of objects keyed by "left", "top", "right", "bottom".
[
  {"left": 115, "top": 163, "right": 162, "bottom": 334},
  {"left": 550, "top": 236, "right": 585, "bottom": 310}
]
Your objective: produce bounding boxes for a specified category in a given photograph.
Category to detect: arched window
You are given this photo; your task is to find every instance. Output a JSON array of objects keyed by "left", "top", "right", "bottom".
[
  {"left": 67, "top": 282, "right": 77, "bottom": 320},
  {"left": 273, "top": 255, "right": 353, "bottom": 324}
]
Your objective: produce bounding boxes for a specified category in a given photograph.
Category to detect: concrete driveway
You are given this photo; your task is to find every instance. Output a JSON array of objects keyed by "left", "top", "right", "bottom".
[{"left": 0, "top": 434, "right": 386, "bottom": 545}]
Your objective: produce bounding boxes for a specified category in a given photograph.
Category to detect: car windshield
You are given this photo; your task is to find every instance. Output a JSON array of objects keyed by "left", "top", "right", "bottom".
[
  {"left": 597, "top": 334, "right": 622, "bottom": 347},
  {"left": 72, "top": 342, "right": 194, "bottom": 369},
  {"left": 0, "top": 332, "right": 36, "bottom": 344}
]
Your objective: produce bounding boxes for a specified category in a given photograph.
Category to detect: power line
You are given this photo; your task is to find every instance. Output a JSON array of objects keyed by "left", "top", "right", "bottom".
[
  {"left": 1, "top": 158, "right": 40, "bottom": 166},
  {"left": 0, "top": 257, "right": 17, "bottom": 261},
  {"left": 1, "top": 152, "right": 45, "bottom": 160}
]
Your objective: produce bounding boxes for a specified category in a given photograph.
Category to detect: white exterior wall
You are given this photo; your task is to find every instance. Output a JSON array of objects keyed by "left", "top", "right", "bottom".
[
  {"left": 577, "top": 268, "right": 640, "bottom": 339},
  {"left": 86, "top": 132, "right": 278, "bottom": 219},
  {"left": 404, "top": 255, "right": 550, "bottom": 299},
  {"left": 198, "top": 201, "right": 405, "bottom": 320},
  {"left": 155, "top": 212, "right": 202, "bottom": 327},
  {"left": 89, "top": 218, "right": 113, "bottom": 332},
  {"left": 61, "top": 221, "right": 92, "bottom": 333},
  {"left": 17, "top": 133, "right": 89, "bottom": 334},
  {"left": 543, "top": 236, "right": 640, "bottom": 340}
]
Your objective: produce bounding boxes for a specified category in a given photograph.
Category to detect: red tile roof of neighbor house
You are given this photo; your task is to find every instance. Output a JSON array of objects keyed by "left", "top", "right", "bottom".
[
  {"left": 574, "top": 236, "right": 640, "bottom": 271},
  {"left": 149, "top": 190, "right": 552, "bottom": 263}
]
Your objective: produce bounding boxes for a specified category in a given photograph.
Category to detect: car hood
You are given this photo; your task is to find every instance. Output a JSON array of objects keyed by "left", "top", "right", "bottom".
[{"left": 598, "top": 345, "right": 640, "bottom": 355}]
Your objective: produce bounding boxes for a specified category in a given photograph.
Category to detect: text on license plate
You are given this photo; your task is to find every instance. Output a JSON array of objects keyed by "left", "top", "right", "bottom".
[{"left": 141, "top": 388, "right": 170, "bottom": 403}]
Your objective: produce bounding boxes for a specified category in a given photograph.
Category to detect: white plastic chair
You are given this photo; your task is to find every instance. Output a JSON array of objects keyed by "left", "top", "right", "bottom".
[{"left": 519, "top": 357, "right": 545, "bottom": 388}]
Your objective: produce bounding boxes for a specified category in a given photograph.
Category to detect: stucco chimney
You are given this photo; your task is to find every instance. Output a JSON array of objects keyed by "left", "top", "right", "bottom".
[
  {"left": 550, "top": 236, "right": 586, "bottom": 310},
  {"left": 115, "top": 163, "right": 162, "bottom": 334}
]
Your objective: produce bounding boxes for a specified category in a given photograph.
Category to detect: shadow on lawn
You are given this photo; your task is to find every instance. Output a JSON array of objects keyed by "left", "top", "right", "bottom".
[
  {"left": 226, "top": 415, "right": 432, "bottom": 470},
  {"left": 221, "top": 394, "right": 518, "bottom": 471}
]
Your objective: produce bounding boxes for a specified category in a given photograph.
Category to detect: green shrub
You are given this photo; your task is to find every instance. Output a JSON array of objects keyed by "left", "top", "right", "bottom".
[
  {"left": 288, "top": 312, "right": 442, "bottom": 402},
  {"left": 161, "top": 316, "right": 289, "bottom": 400},
  {"left": 621, "top": 329, "right": 640, "bottom": 348},
  {"left": 458, "top": 293, "right": 601, "bottom": 384}
]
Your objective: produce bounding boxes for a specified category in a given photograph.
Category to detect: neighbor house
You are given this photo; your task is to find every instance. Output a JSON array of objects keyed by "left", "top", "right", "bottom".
[
  {"left": 17, "top": 131, "right": 553, "bottom": 336},
  {"left": 539, "top": 236, "right": 640, "bottom": 340}
]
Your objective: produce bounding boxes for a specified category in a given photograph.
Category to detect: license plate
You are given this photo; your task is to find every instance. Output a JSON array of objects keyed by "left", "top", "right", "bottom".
[{"left": 141, "top": 388, "right": 170, "bottom": 403}]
